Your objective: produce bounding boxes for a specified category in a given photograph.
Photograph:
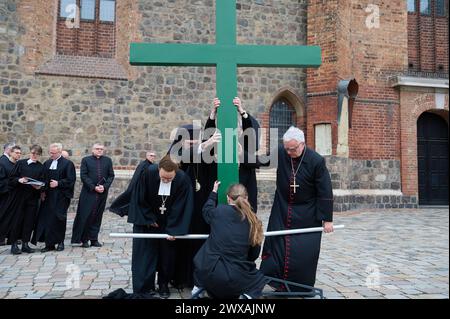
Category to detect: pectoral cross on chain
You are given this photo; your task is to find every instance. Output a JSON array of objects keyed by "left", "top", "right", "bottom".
[
  {"left": 290, "top": 179, "right": 299, "bottom": 194},
  {"left": 159, "top": 204, "right": 167, "bottom": 215}
]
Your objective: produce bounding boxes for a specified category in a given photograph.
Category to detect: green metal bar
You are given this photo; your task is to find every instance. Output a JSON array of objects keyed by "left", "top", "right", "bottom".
[
  {"left": 130, "top": 43, "right": 218, "bottom": 66},
  {"left": 130, "top": 43, "right": 321, "bottom": 68},
  {"left": 216, "top": 0, "right": 236, "bottom": 45},
  {"left": 216, "top": 62, "right": 239, "bottom": 202},
  {"left": 235, "top": 45, "right": 322, "bottom": 67}
]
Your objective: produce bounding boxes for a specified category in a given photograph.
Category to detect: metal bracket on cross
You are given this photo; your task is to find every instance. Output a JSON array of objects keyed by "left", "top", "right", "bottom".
[{"left": 129, "top": 0, "right": 322, "bottom": 202}]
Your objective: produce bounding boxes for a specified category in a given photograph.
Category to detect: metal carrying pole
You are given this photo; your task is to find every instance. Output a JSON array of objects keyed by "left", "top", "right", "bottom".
[{"left": 109, "top": 225, "right": 345, "bottom": 240}]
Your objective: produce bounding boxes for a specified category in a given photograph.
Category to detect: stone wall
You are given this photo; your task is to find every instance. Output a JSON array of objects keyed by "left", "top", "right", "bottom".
[{"left": 1, "top": 0, "right": 307, "bottom": 168}]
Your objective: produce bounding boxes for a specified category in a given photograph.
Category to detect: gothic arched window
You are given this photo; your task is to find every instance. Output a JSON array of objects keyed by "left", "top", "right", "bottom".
[{"left": 269, "top": 98, "right": 297, "bottom": 143}]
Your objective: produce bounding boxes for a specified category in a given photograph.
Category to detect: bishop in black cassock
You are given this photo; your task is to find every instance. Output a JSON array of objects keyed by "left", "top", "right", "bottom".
[
  {"left": 260, "top": 127, "right": 334, "bottom": 291},
  {"left": 32, "top": 146, "right": 76, "bottom": 252},
  {"left": 71, "top": 145, "right": 115, "bottom": 247}
]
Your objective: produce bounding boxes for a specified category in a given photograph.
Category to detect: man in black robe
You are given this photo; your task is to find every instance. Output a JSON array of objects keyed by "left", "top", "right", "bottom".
[
  {"left": 32, "top": 143, "right": 76, "bottom": 252},
  {"left": 71, "top": 143, "right": 115, "bottom": 248},
  {"left": 0, "top": 145, "right": 44, "bottom": 254},
  {"left": 0, "top": 145, "right": 22, "bottom": 247},
  {"left": 0, "top": 143, "right": 18, "bottom": 207},
  {"left": 111, "top": 155, "right": 193, "bottom": 299},
  {"left": 260, "top": 126, "right": 334, "bottom": 291},
  {"left": 109, "top": 151, "right": 156, "bottom": 217}
]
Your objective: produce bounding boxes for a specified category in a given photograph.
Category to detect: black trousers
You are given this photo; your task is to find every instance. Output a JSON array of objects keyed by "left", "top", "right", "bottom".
[
  {"left": 131, "top": 224, "right": 176, "bottom": 293},
  {"left": 10, "top": 198, "right": 38, "bottom": 243}
]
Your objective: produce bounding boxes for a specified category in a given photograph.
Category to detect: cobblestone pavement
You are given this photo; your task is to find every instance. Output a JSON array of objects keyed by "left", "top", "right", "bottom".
[{"left": 0, "top": 208, "right": 448, "bottom": 299}]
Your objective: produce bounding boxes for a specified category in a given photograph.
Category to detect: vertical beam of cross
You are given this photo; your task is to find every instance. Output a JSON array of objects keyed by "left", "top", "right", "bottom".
[{"left": 216, "top": 0, "right": 238, "bottom": 202}]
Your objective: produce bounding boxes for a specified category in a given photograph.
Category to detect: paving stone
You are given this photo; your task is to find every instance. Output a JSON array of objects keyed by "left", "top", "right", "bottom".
[{"left": 0, "top": 208, "right": 448, "bottom": 299}]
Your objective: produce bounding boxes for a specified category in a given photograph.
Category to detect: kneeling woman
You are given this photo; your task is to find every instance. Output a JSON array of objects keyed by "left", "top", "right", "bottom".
[{"left": 193, "top": 182, "right": 268, "bottom": 299}]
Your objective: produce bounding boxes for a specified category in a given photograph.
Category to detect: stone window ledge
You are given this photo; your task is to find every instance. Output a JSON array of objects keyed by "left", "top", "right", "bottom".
[
  {"left": 35, "top": 54, "right": 128, "bottom": 80},
  {"left": 390, "top": 75, "right": 449, "bottom": 89}
]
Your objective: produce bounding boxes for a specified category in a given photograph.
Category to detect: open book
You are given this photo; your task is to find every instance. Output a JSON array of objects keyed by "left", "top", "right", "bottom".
[{"left": 23, "top": 177, "right": 45, "bottom": 187}]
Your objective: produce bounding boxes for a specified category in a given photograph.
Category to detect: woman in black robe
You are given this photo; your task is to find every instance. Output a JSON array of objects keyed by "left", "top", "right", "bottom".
[
  {"left": 111, "top": 155, "right": 193, "bottom": 299},
  {"left": 193, "top": 182, "right": 268, "bottom": 299}
]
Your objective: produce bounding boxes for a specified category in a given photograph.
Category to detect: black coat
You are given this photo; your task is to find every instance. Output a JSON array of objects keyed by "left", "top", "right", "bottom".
[
  {"left": 0, "top": 159, "right": 44, "bottom": 243},
  {"left": 71, "top": 155, "right": 115, "bottom": 243},
  {"left": 109, "top": 160, "right": 153, "bottom": 217},
  {"left": 194, "top": 192, "right": 267, "bottom": 298},
  {"left": 260, "top": 146, "right": 333, "bottom": 289},
  {"left": 113, "top": 164, "right": 194, "bottom": 235},
  {"left": 32, "top": 156, "right": 76, "bottom": 245},
  {"left": 0, "top": 156, "right": 17, "bottom": 231},
  {"left": 0, "top": 155, "right": 15, "bottom": 199}
]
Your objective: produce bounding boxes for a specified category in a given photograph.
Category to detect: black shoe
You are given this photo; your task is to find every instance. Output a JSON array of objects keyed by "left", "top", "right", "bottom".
[
  {"left": 159, "top": 284, "right": 170, "bottom": 299},
  {"left": 11, "top": 242, "right": 22, "bottom": 255},
  {"left": 41, "top": 245, "right": 55, "bottom": 253},
  {"left": 90, "top": 240, "right": 102, "bottom": 247},
  {"left": 81, "top": 241, "right": 90, "bottom": 248},
  {"left": 22, "top": 242, "right": 35, "bottom": 253},
  {"left": 56, "top": 242, "right": 64, "bottom": 251}
]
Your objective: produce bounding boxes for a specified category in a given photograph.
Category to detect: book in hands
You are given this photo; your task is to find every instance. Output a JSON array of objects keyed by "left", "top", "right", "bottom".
[{"left": 23, "top": 177, "right": 45, "bottom": 187}]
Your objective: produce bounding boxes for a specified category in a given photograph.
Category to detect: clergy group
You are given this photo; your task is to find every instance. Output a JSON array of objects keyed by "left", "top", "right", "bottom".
[{"left": 0, "top": 97, "right": 334, "bottom": 299}]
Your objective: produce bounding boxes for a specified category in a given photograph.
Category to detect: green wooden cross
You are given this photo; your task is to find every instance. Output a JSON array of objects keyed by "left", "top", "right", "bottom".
[{"left": 130, "top": 0, "right": 321, "bottom": 202}]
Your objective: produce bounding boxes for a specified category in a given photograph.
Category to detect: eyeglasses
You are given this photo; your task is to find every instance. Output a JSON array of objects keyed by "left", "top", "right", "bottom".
[
  {"left": 284, "top": 143, "right": 302, "bottom": 152},
  {"left": 94, "top": 148, "right": 104, "bottom": 151}
]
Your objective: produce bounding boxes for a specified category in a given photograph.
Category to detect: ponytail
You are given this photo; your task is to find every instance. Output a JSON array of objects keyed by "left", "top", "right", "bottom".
[{"left": 227, "top": 184, "right": 264, "bottom": 247}]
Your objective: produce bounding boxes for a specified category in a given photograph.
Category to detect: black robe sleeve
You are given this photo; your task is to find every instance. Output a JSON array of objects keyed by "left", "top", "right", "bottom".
[
  {"left": 165, "top": 172, "right": 194, "bottom": 236},
  {"left": 133, "top": 167, "right": 158, "bottom": 225},
  {"left": 103, "top": 158, "right": 115, "bottom": 191},
  {"left": 80, "top": 158, "right": 96, "bottom": 192},
  {"left": 202, "top": 191, "right": 218, "bottom": 224},
  {"left": 314, "top": 157, "right": 334, "bottom": 222},
  {"left": 204, "top": 116, "right": 216, "bottom": 131},
  {"left": 109, "top": 161, "right": 152, "bottom": 217},
  {"left": 0, "top": 165, "right": 7, "bottom": 194},
  {"left": 58, "top": 160, "right": 76, "bottom": 199},
  {"left": 248, "top": 245, "right": 261, "bottom": 262}
]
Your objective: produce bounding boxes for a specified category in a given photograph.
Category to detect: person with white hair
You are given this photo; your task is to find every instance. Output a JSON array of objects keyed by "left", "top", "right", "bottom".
[
  {"left": 32, "top": 143, "right": 76, "bottom": 252},
  {"left": 260, "top": 126, "right": 334, "bottom": 292}
]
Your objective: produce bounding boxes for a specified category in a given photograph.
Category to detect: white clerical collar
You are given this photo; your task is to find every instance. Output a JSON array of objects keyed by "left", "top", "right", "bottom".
[
  {"left": 158, "top": 181, "right": 172, "bottom": 196},
  {"left": 49, "top": 155, "right": 62, "bottom": 170},
  {"left": 27, "top": 158, "right": 37, "bottom": 165}
]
